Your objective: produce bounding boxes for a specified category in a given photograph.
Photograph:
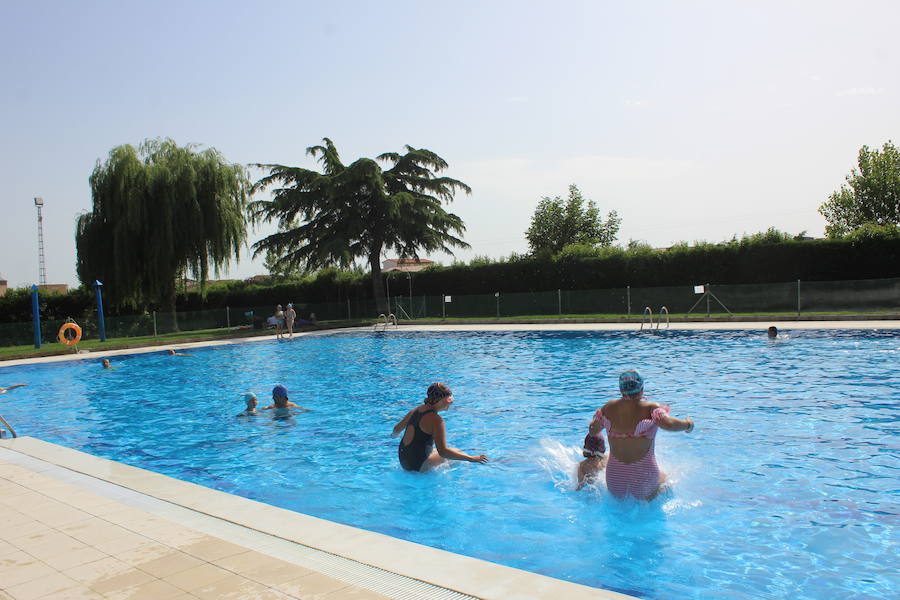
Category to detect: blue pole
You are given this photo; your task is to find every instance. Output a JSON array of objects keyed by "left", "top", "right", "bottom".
[
  {"left": 93, "top": 280, "right": 107, "bottom": 342},
  {"left": 31, "top": 285, "right": 41, "bottom": 349}
]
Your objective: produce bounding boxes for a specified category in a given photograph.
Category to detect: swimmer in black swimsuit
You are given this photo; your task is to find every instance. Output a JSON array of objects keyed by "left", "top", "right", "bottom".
[{"left": 392, "top": 382, "right": 489, "bottom": 472}]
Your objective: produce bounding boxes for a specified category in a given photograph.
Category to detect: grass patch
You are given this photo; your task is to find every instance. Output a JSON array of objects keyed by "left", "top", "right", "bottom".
[{"left": 0, "top": 320, "right": 371, "bottom": 362}]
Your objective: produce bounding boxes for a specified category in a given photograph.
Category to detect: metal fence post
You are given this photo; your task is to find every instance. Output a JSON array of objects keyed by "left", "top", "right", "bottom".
[
  {"left": 797, "top": 280, "right": 801, "bottom": 316},
  {"left": 558, "top": 289, "right": 562, "bottom": 315},
  {"left": 442, "top": 294, "right": 446, "bottom": 319},
  {"left": 226, "top": 306, "right": 230, "bottom": 328},
  {"left": 346, "top": 298, "right": 351, "bottom": 320},
  {"left": 495, "top": 292, "right": 500, "bottom": 318},
  {"left": 626, "top": 285, "right": 631, "bottom": 317},
  {"left": 152, "top": 311, "right": 157, "bottom": 337},
  {"left": 706, "top": 283, "right": 711, "bottom": 318}
]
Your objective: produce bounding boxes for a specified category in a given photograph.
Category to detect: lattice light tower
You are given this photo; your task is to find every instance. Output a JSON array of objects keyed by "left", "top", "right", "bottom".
[{"left": 34, "top": 197, "right": 47, "bottom": 287}]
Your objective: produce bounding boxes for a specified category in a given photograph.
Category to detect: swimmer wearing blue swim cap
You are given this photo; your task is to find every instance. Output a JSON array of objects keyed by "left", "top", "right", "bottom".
[{"left": 262, "top": 384, "right": 309, "bottom": 411}]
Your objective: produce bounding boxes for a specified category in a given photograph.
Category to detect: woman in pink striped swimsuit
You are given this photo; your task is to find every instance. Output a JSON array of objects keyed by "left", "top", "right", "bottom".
[{"left": 589, "top": 370, "right": 694, "bottom": 501}]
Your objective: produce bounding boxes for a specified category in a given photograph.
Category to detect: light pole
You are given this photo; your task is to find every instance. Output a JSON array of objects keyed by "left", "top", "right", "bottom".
[{"left": 34, "top": 197, "right": 47, "bottom": 287}]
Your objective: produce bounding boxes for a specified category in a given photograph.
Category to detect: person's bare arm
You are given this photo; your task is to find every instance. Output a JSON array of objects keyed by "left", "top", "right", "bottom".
[
  {"left": 588, "top": 406, "right": 606, "bottom": 436},
  {"left": 431, "top": 416, "right": 488, "bottom": 463},
  {"left": 656, "top": 411, "right": 694, "bottom": 432},
  {"left": 391, "top": 408, "right": 417, "bottom": 437}
]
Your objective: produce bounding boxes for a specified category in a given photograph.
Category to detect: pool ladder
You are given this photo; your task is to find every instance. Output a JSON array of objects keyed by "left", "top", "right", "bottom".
[
  {"left": 640, "top": 306, "right": 670, "bottom": 331},
  {"left": 0, "top": 414, "right": 16, "bottom": 438},
  {"left": 373, "top": 313, "right": 398, "bottom": 332}
]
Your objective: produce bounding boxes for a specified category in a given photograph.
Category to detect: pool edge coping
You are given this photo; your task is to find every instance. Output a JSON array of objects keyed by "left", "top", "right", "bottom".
[
  {"left": 2, "top": 319, "right": 899, "bottom": 368},
  {"left": 0, "top": 436, "right": 635, "bottom": 600}
]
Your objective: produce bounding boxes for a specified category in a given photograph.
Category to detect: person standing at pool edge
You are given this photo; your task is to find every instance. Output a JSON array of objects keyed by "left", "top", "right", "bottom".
[
  {"left": 590, "top": 370, "right": 694, "bottom": 500},
  {"left": 274, "top": 305, "right": 285, "bottom": 339},
  {"left": 393, "top": 382, "right": 488, "bottom": 471},
  {"left": 284, "top": 303, "right": 297, "bottom": 337}
]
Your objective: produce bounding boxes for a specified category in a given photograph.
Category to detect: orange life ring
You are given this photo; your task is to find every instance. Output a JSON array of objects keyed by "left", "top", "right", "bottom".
[{"left": 58, "top": 322, "right": 82, "bottom": 346}]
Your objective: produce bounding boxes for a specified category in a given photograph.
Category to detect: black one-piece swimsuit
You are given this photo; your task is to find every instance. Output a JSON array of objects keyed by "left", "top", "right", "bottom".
[{"left": 398, "top": 408, "right": 435, "bottom": 471}]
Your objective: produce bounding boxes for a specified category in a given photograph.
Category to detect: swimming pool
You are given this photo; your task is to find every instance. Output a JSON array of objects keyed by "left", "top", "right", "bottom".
[{"left": 1, "top": 329, "right": 897, "bottom": 599}]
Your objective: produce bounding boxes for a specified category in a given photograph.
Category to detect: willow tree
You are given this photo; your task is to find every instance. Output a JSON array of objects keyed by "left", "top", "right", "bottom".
[
  {"left": 249, "top": 138, "right": 470, "bottom": 313},
  {"left": 76, "top": 139, "right": 250, "bottom": 327}
]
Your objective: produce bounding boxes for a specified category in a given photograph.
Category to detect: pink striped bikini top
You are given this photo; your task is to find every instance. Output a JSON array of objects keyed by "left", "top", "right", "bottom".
[{"left": 592, "top": 405, "right": 670, "bottom": 439}]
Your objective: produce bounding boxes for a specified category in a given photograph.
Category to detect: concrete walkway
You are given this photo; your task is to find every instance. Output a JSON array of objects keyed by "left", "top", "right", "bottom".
[{"left": 0, "top": 452, "right": 391, "bottom": 600}]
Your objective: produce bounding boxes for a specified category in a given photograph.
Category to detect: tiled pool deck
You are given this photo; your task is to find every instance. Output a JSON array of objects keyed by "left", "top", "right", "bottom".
[{"left": 2, "top": 321, "right": 897, "bottom": 599}]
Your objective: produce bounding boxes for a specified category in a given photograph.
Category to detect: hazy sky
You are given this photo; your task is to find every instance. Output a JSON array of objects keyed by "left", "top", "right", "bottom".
[{"left": 2, "top": 1, "right": 898, "bottom": 288}]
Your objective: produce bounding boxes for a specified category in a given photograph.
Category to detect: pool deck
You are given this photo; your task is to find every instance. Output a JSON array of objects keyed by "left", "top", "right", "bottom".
[
  {"left": 1, "top": 320, "right": 897, "bottom": 599},
  {"left": 2, "top": 319, "right": 898, "bottom": 368},
  {"left": 0, "top": 438, "right": 627, "bottom": 600}
]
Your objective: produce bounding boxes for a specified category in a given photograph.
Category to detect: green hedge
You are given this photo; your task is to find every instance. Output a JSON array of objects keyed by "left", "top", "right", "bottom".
[
  {"left": 2, "top": 236, "right": 898, "bottom": 322},
  {"left": 409, "top": 237, "right": 900, "bottom": 295}
]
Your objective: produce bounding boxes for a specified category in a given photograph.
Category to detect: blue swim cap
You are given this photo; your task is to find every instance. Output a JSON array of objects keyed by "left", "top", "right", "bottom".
[
  {"left": 619, "top": 370, "right": 644, "bottom": 396},
  {"left": 272, "top": 384, "right": 288, "bottom": 398}
]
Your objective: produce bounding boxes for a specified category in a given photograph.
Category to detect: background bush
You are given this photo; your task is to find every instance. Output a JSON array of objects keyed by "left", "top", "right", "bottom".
[{"left": 2, "top": 234, "right": 898, "bottom": 322}]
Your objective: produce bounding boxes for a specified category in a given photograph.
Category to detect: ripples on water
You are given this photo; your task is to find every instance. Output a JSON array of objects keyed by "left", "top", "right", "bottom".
[{"left": 2, "top": 329, "right": 898, "bottom": 599}]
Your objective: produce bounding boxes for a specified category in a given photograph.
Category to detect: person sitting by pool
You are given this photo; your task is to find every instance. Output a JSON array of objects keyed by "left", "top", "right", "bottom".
[
  {"left": 167, "top": 349, "right": 191, "bottom": 357},
  {"left": 392, "top": 382, "right": 489, "bottom": 472},
  {"left": 590, "top": 370, "right": 694, "bottom": 501},
  {"left": 576, "top": 428, "right": 608, "bottom": 490},
  {"left": 767, "top": 326, "right": 778, "bottom": 339},
  {"left": 261, "top": 384, "right": 309, "bottom": 412},
  {"left": 0, "top": 384, "right": 27, "bottom": 394},
  {"left": 236, "top": 393, "right": 259, "bottom": 417}
]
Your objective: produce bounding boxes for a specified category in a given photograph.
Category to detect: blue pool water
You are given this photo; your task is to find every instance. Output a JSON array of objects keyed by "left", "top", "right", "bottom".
[{"left": 1, "top": 329, "right": 898, "bottom": 599}]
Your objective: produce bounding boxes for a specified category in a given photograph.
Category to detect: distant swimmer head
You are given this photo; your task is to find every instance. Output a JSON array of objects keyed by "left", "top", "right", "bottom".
[
  {"left": 619, "top": 369, "right": 644, "bottom": 398},
  {"left": 244, "top": 392, "right": 258, "bottom": 409},
  {"left": 102, "top": 359, "right": 111, "bottom": 369},
  {"left": 272, "top": 384, "right": 288, "bottom": 400},
  {"left": 425, "top": 382, "right": 453, "bottom": 407},
  {"left": 767, "top": 326, "right": 778, "bottom": 338}
]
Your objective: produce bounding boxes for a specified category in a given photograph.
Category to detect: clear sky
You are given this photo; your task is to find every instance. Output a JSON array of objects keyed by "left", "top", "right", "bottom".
[{"left": 2, "top": 1, "right": 898, "bottom": 289}]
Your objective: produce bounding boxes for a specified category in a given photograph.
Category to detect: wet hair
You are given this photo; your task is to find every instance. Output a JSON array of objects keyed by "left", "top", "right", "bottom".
[{"left": 425, "top": 382, "right": 452, "bottom": 404}]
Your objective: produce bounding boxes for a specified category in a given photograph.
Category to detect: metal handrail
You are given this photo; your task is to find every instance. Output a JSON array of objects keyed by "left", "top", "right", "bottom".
[
  {"left": 373, "top": 313, "right": 398, "bottom": 332},
  {"left": 0, "top": 414, "right": 17, "bottom": 438},
  {"left": 640, "top": 306, "right": 653, "bottom": 330},
  {"left": 659, "top": 306, "right": 670, "bottom": 329}
]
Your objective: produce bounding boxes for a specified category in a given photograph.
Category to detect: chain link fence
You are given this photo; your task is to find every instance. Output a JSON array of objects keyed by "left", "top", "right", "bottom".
[{"left": 2, "top": 277, "right": 897, "bottom": 347}]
